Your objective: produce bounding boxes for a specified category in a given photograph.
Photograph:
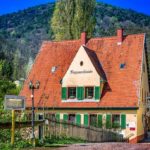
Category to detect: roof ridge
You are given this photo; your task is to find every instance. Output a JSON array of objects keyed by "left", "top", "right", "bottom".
[
  {"left": 43, "top": 39, "right": 81, "bottom": 44},
  {"left": 91, "top": 33, "right": 145, "bottom": 40},
  {"left": 42, "top": 33, "right": 145, "bottom": 44}
]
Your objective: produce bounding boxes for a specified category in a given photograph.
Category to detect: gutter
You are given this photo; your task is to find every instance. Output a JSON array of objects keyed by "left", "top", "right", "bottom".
[{"left": 26, "top": 107, "right": 139, "bottom": 110}]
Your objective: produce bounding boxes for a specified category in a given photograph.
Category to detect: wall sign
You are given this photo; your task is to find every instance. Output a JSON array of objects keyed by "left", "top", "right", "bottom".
[
  {"left": 126, "top": 121, "right": 136, "bottom": 131},
  {"left": 70, "top": 70, "right": 93, "bottom": 74},
  {"left": 4, "top": 95, "right": 26, "bottom": 110}
]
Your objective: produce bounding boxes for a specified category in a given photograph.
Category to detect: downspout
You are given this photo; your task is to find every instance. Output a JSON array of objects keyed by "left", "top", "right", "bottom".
[{"left": 138, "top": 34, "right": 146, "bottom": 107}]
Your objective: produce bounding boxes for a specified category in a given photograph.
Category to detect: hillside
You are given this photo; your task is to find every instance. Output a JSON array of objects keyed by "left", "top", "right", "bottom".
[{"left": 0, "top": 2, "right": 150, "bottom": 79}]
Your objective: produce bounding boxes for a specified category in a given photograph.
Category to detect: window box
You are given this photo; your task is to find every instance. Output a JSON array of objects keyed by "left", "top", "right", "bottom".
[
  {"left": 69, "top": 96, "right": 76, "bottom": 99},
  {"left": 87, "top": 96, "right": 93, "bottom": 99}
]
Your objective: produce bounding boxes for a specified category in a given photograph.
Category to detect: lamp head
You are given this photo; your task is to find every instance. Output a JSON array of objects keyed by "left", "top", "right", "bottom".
[
  {"left": 35, "top": 80, "right": 40, "bottom": 89},
  {"left": 29, "top": 81, "right": 33, "bottom": 89}
]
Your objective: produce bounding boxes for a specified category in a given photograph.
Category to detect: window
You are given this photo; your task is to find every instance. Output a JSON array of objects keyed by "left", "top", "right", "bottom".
[
  {"left": 112, "top": 114, "right": 120, "bottom": 128},
  {"left": 51, "top": 66, "right": 57, "bottom": 73},
  {"left": 49, "top": 114, "right": 55, "bottom": 121},
  {"left": 39, "top": 114, "right": 44, "bottom": 120},
  {"left": 68, "top": 114, "right": 75, "bottom": 123},
  {"left": 80, "top": 61, "right": 83, "bottom": 66},
  {"left": 120, "top": 63, "right": 126, "bottom": 69},
  {"left": 90, "top": 114, "right": 97, "bottom": 127},
  {"left": 143, "top": 63, "right": 145, "bottom": 72},
  {"left": 62, "top": 86, "right": 100, "bottom": 101},
  {"left": 68, "top": 87, "right": 76, "bottom": 99},
  {"left": 49, "top": 114, "right": 56, "bottom": 126},
  {"left": 85, "top": 87, "right": 94, "bottom": 99}
]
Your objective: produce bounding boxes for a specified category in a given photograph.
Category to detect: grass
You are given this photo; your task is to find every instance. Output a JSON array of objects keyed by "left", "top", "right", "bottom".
[
  {"left": 0, "top": 132, "right": 85, "bottom": 149},
  {"left": 42, "top": 135, "right": 85, "bottom": 147}
]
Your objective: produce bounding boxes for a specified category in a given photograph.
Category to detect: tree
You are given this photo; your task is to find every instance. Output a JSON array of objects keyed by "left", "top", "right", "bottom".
[
  {"left": 72, "top": 0, "right": 96, "bottom": 39},
  {"left": 0, "top": 52, "right": 13, "bottom": 80},
  {"left": 13, "top": 49, "right": 20, "bottom": 80},
  {"left": 51, "top": 0, "right": 75, "bottom": 41},
  {"left": 2, "top": 61, "right": 13, "bottom": 79},
  {"left": 51, "top": 0, "right": 96, "bottom": 41}
]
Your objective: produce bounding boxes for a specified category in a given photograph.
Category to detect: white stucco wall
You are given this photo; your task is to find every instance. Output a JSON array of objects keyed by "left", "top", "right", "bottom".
[{"left": 62, "top": 46, "right": 101, "bottom": 87}]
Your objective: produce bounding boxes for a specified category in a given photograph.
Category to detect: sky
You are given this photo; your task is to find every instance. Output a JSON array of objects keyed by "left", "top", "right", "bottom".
[
  {"left": 0, "top": 0, "right": 150, "bottom": 16},
  {"left": 98, "top": 0, "right": 150, "bottom": 16}
]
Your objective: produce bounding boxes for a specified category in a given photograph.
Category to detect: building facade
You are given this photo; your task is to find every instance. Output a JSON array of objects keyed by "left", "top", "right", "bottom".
[{"left": 20, "top": 29, "right": 149, "bottom": 143}]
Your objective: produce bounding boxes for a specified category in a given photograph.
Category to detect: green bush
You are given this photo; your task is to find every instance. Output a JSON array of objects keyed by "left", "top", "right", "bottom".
[
  {"left": 0, "top": 143, "right": 12, "bottom": 150},
  {"left": 0, "top": 129, "right": 32, "bottom": 149},
  {"left": 0, "top": 140, "right": 32, "bottom": 150},
  {"left": 44, "top": 135, "right": 85, "bottom": 145}
]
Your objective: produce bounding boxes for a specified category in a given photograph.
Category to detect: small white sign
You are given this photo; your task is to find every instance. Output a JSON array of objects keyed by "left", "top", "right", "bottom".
[
  {"left": 128, "top": 122, "right": 136, "bottom": 128},
  {"left": 70, "top": 70, "right": 93, "bottom": 74}
]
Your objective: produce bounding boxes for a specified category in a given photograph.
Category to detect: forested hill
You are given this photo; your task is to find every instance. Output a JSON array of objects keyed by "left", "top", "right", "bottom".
[{"left": 0, "top": 2, "right": 150, "bottom": 80}]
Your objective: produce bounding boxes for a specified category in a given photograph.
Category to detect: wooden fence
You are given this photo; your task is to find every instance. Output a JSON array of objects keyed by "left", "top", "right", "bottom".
[
  {"left": 0, "top": 114, "right": 123, "bottom": 142},
  {"left": 41, "top": 118, "right": 123, "bottom": 142}
]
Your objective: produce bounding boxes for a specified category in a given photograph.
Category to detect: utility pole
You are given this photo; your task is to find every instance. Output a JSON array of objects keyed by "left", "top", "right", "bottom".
[{"left": 31, "top": 88, "right": 35, "bottom": 146}]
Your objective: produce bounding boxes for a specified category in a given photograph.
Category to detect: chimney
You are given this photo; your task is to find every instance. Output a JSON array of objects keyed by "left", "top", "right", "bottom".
[
  {"left": 117, "top": 29, "right": 124, "bottom": 45},
  {"left": 81, "top": 32, "right": 87, "bottom": 45}
]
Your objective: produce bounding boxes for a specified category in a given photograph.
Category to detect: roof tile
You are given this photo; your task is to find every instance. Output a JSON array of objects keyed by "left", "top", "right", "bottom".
[{"left": 20, "top": 34, "right": 145, "bottom": 108}]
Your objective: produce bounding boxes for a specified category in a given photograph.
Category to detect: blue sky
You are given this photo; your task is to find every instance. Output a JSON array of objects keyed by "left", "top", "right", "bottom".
[
  {"left": 0, "top": 0, "right": 150, "bottom": 16},
  {"left": 99, "top": 0, "right": 150, "bottom": 16}
]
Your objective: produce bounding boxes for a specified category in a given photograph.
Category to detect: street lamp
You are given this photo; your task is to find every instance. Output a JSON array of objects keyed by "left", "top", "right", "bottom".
[{"left": 29, "top": 80, "right": 40, "bottom": 146}]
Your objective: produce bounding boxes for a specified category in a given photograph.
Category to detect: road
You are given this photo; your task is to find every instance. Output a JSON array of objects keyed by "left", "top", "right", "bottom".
[{"left": 27, "top": 143, "right": 150, "bottom": 150}]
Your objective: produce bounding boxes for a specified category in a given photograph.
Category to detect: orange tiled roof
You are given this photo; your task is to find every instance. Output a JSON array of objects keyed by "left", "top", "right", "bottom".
[{"left": 20, "top": 33, "right": 145, "bottom": 108}]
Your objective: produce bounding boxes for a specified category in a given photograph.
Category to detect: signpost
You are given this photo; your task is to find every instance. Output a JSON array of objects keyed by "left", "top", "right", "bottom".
[
  {"left": 4, "top": 95, "right": 25, "bottom": 110},
  {"left": 4, "top": 95, "right": 25, "bottom": 146}
]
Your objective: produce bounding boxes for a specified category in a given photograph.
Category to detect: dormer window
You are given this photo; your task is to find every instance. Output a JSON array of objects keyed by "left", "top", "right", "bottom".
[
  {"left": 85, "top": 87, "right": 94, "bottom": 99},
  {"left": 51, "top": 66, "right": 57, "bottom": 73},
  {"left": 68, "top": 87, "right": 76, "bottom": 99},
  {"left": 61, "top": 86, "right": 101, "bottom": 101}
]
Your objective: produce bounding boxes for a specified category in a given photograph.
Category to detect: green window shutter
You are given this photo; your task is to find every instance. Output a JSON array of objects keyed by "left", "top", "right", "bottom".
[
  {"left": 56, "top": 113, "right": 60, "bottom": 121},
  {"left": 62, "top": 87, "right": 67, "bottom": 100},
  {"left": 63, "top": 114, "right": 68, "bottom": 128},
  {"left": 77, "top": 87, "right": 84, "bottom": 100},
  {"left": 106, "top": 114, "right": 112, "bottom": 129},
  {"left": 76, "top": 114, "right": 81, "bottom": 125},
  {"left": 95, "top": 86, "right": 100, "bottom": 100},
  {"left": 98, "top": 114, "right": 103, "bottom": 128},
  {"left": 84, "top": 114, "right": 89, "bottom": 127},
  {"left": 121, "top": 114, "right": 126, "bottom": 129},
  {"left": 63, "top": 114, "right": 68, "bottom": 122}
]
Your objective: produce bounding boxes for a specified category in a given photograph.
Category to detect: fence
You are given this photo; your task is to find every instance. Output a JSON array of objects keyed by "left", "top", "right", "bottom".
[
  {"left": 0, "top": 112, "right": 123, "bottom": 142},
  {"left": 42, "top": 118, "right": 123, "bottom": 142}
]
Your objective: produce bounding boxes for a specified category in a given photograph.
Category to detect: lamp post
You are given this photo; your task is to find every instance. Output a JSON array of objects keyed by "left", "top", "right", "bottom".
[{"left": 29, "top": 80, "right": 40, "bottom": 147}]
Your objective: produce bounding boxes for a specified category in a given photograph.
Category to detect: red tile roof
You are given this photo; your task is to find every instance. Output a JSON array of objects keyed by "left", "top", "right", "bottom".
[{"left": 20, "top": 33, "right": 145, "bottom": 108}]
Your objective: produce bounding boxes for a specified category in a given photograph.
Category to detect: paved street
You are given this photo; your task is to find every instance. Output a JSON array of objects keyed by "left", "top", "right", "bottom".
[
  {"left": 27, "top": 143, "right": 150, "bottom": 150},
  {"left": 54, "top": 143, "right": 150, "bottom": 150}
]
